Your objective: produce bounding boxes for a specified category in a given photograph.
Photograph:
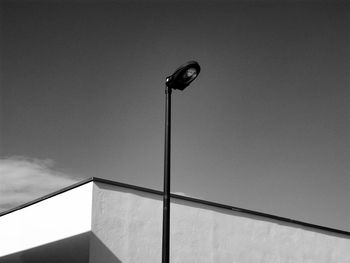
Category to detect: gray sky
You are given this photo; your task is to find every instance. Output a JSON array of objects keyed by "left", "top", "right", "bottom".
[{"left": 1, "top": 1, "right": 349, "bottom": 231}]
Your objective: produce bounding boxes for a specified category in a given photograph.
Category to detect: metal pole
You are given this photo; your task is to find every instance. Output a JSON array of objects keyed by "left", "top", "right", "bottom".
[{"left": 162, "top": 85, "right": 171, "bottom": 263}]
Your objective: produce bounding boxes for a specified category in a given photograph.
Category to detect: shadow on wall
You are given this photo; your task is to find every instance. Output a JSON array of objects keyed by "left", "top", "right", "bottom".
[
  {"left": 90, "top": 232, "right": 122, "bottom": 263},
  {"left": 0, "top": 232, "right": 91, "bottom": 263},
  {"left": 0, "top": 232, "right": 122, "bottom": 263}
]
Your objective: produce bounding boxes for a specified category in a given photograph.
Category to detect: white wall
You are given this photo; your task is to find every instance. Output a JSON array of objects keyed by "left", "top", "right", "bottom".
[
  {"left": 91, "top": 182, "right": 350, "bottom": 263},
  {"left": 90, "top": 183, "right": 162, "bottom": 263},
  {"left": 0, "top": 182, "right": 93, "bottom": 257},
  {"left": 1, "top": 180, "right": 349, "bottom": 262}
]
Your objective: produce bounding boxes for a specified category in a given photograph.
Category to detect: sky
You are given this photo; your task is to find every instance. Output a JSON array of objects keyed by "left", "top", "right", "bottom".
[{"left": 0, "top": 0, "right": 349, "bottom": 231}]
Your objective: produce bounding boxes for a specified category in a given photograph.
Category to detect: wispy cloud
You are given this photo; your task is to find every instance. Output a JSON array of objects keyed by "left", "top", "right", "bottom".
[
  {"left": 0, "top": 157, "right": 79, "bottom": 212},
  {"left": 173, "top": 192, "right": 202, "bottom": 200},
  {"left": 173, "top": 192, "right": 188, "bottom": 196}
]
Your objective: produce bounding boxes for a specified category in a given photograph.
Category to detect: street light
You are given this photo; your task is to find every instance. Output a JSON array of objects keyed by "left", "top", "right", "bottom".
[{"left": 162, "top": 61, "right": 201, "bottom": 263}]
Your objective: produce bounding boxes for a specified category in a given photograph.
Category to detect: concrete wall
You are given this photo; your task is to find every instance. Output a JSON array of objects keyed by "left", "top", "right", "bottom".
[
  {"left": 90, "top": 183, "right": 162, "bottom": 263},
  {"left": 0, "top": 182, "right": 93, "bottom": 258},
  {"left": 91, "top": 182, "right": 350, "bottom": 263}
]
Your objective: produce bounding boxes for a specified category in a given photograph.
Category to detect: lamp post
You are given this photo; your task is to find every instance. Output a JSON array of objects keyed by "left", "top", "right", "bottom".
[{"left": 162, "top": 61, "right": 201, "bottom": 263}]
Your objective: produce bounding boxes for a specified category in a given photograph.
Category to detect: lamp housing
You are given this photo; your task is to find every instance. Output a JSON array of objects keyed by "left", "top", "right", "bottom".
[{"left": 166, "top": 61, "right": 201, "bottom": 91}]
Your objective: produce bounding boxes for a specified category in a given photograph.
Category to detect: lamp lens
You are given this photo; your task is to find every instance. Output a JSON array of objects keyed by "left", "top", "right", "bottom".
[{"left": 183, "top": 68, "right": 197, "bottom": 80}]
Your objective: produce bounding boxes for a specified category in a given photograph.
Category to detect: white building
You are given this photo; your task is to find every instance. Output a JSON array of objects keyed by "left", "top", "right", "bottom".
[{"left": 0, "top": 177, "right": 349, "bottom": 262}]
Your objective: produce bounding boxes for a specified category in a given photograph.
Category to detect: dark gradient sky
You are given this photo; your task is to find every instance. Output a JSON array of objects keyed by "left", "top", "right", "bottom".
[{"left": 1, "top": 1, "right": 349, "bottom": 230}]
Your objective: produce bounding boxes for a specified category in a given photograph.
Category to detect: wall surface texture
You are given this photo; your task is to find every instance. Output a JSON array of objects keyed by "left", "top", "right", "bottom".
[
  {"left": 1, "top": 180, "right": 349, "bottom": 262},
  {"left": 91, "top": 182, "right": 350, "bottom": 263}
]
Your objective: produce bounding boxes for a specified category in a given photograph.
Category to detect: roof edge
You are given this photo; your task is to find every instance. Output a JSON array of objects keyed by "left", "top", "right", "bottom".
[
  {"left": 93, "top": 177, "right": 350, "bottom": 237},
  {"left": 1, "top": 176, "right": 349, "bottom": 237}
]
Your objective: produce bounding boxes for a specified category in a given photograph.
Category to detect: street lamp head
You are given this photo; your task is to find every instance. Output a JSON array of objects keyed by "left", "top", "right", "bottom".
[{"left": 166, "top": 61, "right": 201, "bottom": 91}]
